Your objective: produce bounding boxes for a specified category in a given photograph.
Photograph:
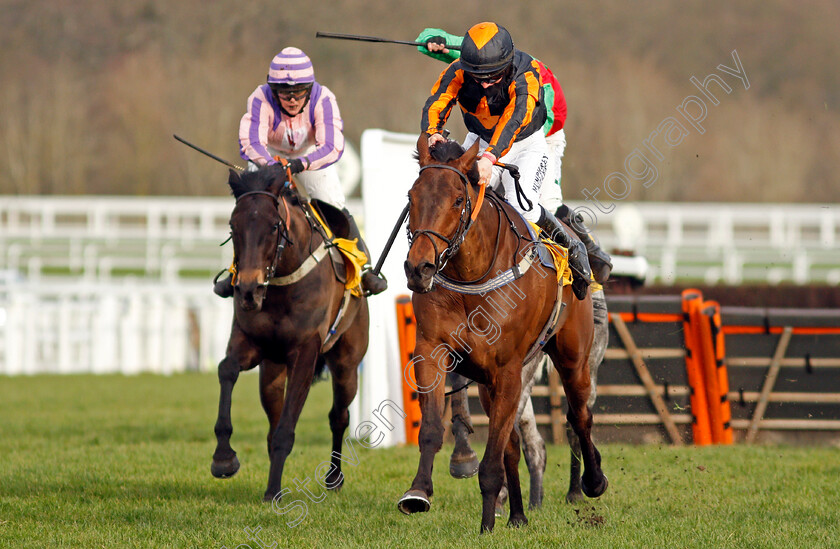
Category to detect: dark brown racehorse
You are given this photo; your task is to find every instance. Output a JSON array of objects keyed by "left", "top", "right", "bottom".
[
  {"left": 210, "top": 166, "right": 369, "bottom": 503},
  {"left": 398, "top": 136, "right": 607, "bottom": 532}
]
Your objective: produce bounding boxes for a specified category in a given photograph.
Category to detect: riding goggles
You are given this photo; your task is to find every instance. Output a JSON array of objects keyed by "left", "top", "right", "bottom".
[
  {"left": 270, "top": 84, "right": 312, "bottom": 101},
  {"left": 467, "top": 68, "right": 507, "bottom": 84}
]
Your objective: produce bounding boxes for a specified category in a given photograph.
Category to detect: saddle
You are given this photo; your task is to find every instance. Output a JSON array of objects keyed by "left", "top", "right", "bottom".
[{"left": 309, "top": 199, "right": 366, "bottom": 297}]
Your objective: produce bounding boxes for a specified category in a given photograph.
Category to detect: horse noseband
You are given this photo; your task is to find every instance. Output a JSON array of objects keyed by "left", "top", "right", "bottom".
[{"left": 409, "top": 164, "right": 475, "bottom": 272}]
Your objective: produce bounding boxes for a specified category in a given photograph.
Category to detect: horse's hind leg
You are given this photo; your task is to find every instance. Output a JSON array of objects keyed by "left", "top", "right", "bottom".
[
  {"left": 503, "top": 421, "right": 528, "bottom": 528},
  {"left": 520, "top": 395, "right": 546, "bottom": 509},
  {"left": 519, "top": 354, "right": 547, "bottom": 510},
  {"left": 449, "top": 372, "right": 479, "bottom": 479},
  {"left": 566, "top": 288, "right": 608, "bottom": 503},
  {"left": 552, "top": 351, "right": 607, "bottom": 499},
  {"left": 258, "top": 359, "right": 287, "bottom": 456},
  {"left": 212, "top": 328, "right": 261, "bottom": 479}
]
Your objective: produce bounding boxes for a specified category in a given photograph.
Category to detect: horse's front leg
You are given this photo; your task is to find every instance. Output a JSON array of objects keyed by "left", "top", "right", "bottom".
[
  {"left": 264, "top": 337, "right": 321, "bottom": 502},
  {"left": 478, "top": 370, "right": 522, "bottom": 533},
  {"left": 448, "top": 371, "right": 479, "bottom": 479},
  {"left": 211, "top": 328, "right": 261, "bottom": 479},
  {"left": 398, "top": 342, "right": 446, "bottom": 515}
]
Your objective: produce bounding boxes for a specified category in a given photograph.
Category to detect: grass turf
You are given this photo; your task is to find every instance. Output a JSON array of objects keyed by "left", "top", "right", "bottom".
[{"left": 1, "top": 372, "right": 838, "bottom": 548}]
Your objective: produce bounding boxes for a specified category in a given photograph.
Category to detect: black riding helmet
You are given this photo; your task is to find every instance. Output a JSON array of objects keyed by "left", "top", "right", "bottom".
[{"left": 459, "top": 22, "right": 514, "bottom": 75}]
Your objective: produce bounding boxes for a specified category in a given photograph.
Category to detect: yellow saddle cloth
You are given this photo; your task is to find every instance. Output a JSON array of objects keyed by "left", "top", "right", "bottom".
[
  {"left": 309, "top": 207, "right": 366, "bottom": 297},
  {"left": 527, "top": 222, "right": 603, "bottom": 292}
]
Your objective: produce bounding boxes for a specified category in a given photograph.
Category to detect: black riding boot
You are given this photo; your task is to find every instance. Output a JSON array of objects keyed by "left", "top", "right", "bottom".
[
  {"left": 536, "top": 206, "right": 591, "bottom": 300},
  {"left": 555, "top": 204, "right": 613, "bottom": 284},
  {"left": 343, "top": 209, "right": 388, "bottom": 296},
  {"left": 213, "top": 271, "right": 234, "bottom": 298}
]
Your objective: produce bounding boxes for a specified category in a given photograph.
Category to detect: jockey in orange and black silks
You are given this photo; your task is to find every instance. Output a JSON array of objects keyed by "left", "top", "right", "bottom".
[
  {"left": 420, "top": 22, "right": 597, "bottom": 299},
  {"left": 421, "top": 26, "right": 547, "bottom": 174}
]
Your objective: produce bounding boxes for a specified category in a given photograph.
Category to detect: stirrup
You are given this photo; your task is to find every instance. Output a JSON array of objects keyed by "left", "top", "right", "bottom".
[
  {"left": 213, "top": 269, "right": 234, "bottom": 298},
  {"left": 361, "top": 267, "right": 388, "bottom": 297}
]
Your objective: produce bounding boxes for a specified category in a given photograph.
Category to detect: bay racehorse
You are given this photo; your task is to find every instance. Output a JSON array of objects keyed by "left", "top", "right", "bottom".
[
  {"left": 210, "top": 166, "right": 369, "bottom": 503},
  {"left": 398, "top": 136, "right": 607, "bottom": 532},
  {"left": 447, "top": 286, "right": 609, "bottom": 512}
]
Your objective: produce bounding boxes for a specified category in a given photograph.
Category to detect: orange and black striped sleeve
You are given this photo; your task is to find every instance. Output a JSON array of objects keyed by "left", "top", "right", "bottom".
[
  {"left": 485, "top": 61, "right": 542, "bottom": 159},
  {"left": 421, "top": 63, "right": 463, "bottom": 135}
]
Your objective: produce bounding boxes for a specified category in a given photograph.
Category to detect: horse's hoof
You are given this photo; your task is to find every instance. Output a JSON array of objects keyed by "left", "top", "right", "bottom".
[
  {"left": 582, "top": 473, "right": 608, "bottom": 499},
  {"left": 210, "top": 456, "right": 240, "bottom": 479},
  {"left": 324, "top": 475, "right": 344, "bottom": 492},
  {"left": 449, "top": 451, "right": 479, "bottom": 479},
  {"left": 397, "top": 490, "right": 431, "bottom": 515},
  {"left": 508, "top": 514, "right": 528, "bottom": 528},
  {"left": 495, "top": 505, "right": 505, "bottom": 518},
  {"left": 565, "top": 489, "right": 586, "bottom": 504}
]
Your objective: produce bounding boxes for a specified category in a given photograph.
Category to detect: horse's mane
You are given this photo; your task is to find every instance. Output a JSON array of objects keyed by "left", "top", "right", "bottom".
[
  {"left": 229, "top": 165, "right": 298, "bottom": 204},
  {"left": 415, "top": 140, "right": 480, "bottom": 185}
]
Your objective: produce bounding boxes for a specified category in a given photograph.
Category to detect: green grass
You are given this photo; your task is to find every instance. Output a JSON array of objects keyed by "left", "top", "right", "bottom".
[{"left": 1, "top": 373, "right": 839, "bottom": 548}]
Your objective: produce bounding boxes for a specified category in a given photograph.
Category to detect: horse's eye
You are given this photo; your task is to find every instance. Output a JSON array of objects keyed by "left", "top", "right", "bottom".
[
  {"left": 271, "top": 224, "right": 279, "bottom": 233},
  {"left": 454, "top": 196, "right": 464, "bottom": 208}
]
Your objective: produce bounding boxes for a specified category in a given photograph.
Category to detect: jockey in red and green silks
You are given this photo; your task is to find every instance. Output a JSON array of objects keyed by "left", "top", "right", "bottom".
[{"left": 416, "top": 28, "right": 567, "bottom": 211}]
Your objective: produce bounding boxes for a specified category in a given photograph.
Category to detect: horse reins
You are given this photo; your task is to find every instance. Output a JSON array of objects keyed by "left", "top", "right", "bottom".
[{"left": 408, "top": 163, "right": 527, "bottom": 284}]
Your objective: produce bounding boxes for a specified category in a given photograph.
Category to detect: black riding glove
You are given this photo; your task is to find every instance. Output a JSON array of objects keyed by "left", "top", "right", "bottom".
[{"left": 287, "top": 158, "right": 305, "bottom": 174}]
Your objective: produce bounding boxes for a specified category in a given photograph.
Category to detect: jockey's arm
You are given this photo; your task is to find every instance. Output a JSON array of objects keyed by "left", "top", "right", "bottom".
[
  {"left": 302, "top": 86, "right": 344, "bottom": 171},
  {"left": 238, "top": 85, "right": 276, "bottom": 166},
  {"left": 421, "top": 64, "right": 462, "bottom": 139},
  {"left": 415, "top": 28, "right": 463, "bottom": 63}
]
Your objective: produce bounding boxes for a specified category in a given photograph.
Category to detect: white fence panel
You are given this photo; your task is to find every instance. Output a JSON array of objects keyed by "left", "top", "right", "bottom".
[{"left": 0, "top": 280, "right": 231, "bottom": 375}]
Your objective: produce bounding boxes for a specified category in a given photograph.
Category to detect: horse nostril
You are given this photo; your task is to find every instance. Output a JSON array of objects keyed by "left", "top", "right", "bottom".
[{"left": 419, "top": 262, "right": 436, "bottom": 278}]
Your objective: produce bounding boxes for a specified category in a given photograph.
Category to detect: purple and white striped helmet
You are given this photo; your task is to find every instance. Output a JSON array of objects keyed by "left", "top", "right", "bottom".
[{"left": 267, "top": 47, "right": 315, "bottom": 86}]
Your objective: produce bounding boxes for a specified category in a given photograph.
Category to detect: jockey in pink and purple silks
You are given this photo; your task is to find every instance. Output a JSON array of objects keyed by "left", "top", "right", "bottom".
[{"left": 214, "top": 47, "right": 387, "bottom": 298}]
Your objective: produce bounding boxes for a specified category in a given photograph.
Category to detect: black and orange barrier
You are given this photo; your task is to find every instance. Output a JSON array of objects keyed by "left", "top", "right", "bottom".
[
  {"left": 393, "top": 292, "right": 840, "bottom": 446},
  {"left": 720, "top": 305, "right": 840, "bottom": 443},
  {"left": 395, "top": 295, "right": 422, "bottom": 445},
  {"left": 703, "top": 301, "right": 734, "bottom": 444},
  {"left": 681, "top": 290, "right": 713, "bottom": 445}
]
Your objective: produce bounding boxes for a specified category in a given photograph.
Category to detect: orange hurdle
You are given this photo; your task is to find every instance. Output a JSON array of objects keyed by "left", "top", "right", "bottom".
[
  {"left": 681, "top": 290, "right": 713, "bottom": 445},
  {"left": 703, "top": 301, "right": 733, "bottom": 444},
  {"left": 395, "top": 295, "right": 422, "bottom": 445}
]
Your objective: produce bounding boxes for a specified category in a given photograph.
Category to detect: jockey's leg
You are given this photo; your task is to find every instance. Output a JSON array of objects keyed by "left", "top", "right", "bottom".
[
  {"left": 298, "top": 167, "right": 387, "bottom": 296},
  {"left": 535, "top": 205, "right": 591, "bottom": 300},
  {"left": 556, "top": 204, "right": 613, "bottom": 284}
]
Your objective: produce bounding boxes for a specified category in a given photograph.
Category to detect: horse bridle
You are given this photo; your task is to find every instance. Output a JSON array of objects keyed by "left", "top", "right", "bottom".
[
  {"left": 407, "top": 164, "right": 475, "bottom": 272},
  {"left": 232, "top": 190, "right": 292, "bottom": 287}
]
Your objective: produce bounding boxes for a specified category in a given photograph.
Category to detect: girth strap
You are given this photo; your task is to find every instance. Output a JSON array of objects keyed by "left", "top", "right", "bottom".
[
  {"left": 268, "top": 241, "right": 329, "bottom": 286},
  {"left": 432, "top": 244, "right": 540, "bottom": 295}
]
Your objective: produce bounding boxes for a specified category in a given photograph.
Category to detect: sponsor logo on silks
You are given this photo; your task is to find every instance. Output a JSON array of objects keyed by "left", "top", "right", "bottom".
[{"left": 533, "top": 155, "right": 548, "bottom": 193}]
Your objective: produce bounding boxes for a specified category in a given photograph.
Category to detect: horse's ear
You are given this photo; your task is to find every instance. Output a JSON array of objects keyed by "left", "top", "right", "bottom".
[
  {"left": 457, "top": 140, "right": 481, "bottom": 173},
  {"left": 228, "top": 169, "right": 241, "bottom": 192},
  {"left": 266, "top": 165, "right": 286, "bottom": 197},
  {"left": 416, "top": 133, "right": 432, "bottom": 167}
]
